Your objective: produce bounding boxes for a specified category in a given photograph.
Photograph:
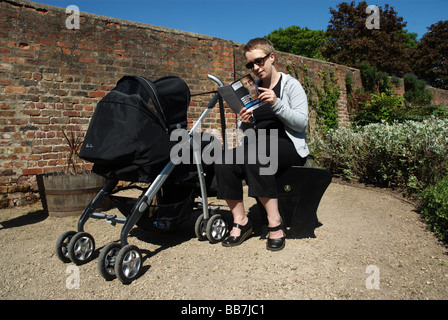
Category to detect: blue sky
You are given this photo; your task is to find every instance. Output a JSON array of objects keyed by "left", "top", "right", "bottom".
[{"left": 36, "top": 0, "right": 447, "bottom": 43}]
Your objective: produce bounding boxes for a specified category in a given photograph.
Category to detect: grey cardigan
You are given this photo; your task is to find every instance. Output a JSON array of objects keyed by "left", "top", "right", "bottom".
[{"left": 239, "top": 72, "right": 310, "bottom": 158}]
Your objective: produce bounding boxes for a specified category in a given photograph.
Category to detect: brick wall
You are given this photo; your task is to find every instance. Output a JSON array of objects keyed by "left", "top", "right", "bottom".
[
  {"left": 1, "top": 0, "right": 447, "bottom": 208},
  {"left": 428, "top": 87, "right": 448, "bottom": 106},
  {"left": 0, "top": 0, "right": 237, "bottom": 206}
]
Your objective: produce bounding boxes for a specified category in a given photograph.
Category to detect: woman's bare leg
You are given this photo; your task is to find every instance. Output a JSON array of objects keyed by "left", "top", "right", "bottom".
[
  {"left": 258, "top": 197, "right": 284, "bottom": 239},
  {"left": 226, "top": 199, "right": 249, "bottom": 237}
]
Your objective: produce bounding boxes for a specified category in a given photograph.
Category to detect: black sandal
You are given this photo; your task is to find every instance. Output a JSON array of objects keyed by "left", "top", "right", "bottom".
[
  {"left": 267, "top": 224, "right": 285, "bottom": 251},
  {"left": 222, "top": 219, "right": 253, "bottom": 247}
]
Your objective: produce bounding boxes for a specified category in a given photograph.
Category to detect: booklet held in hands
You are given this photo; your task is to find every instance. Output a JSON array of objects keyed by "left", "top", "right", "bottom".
[{"left": 218, "top": 74, "right": 267, "bottom": 114}]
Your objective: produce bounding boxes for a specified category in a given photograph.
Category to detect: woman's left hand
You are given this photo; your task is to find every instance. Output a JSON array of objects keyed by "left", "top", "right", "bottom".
[{"left": 258, "top": 87, "right": 277, "bottom": 106}]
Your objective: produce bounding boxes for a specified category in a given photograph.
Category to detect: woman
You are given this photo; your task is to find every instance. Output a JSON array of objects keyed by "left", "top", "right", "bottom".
[{"left": 215, "top": 38, "right": 309, "bottom": 251}]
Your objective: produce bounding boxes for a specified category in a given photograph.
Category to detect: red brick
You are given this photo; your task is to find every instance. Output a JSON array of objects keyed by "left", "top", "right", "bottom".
[
  {"left": 56, "top": 41, "right": 74, "bottom": 48},
  {"left": 63, "top": 110, "right": 80, "bottom": 117},
  {"left": 79, "top": 57, "right": 95, "bottom": 63},
  {"left": 88, "top": 91, "right": 106, "bottom": 98},
  {"left": 2, "top": 56, "right": 26, "bottom": 64},
  {"left": 34, "top": 38, "right": 54, "bottom": 45},
  {"left": 0, "top": 48, "right": 11, "bottom": 55},
  {"left": 4, "top": 86, "right": 26, "bottom": 93},
  {"left": 22, "top": 168, "right": 43, "bottom": 175}
]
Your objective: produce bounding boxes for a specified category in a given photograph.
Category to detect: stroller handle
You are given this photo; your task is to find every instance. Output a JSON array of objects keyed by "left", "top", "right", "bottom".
[{"left": 207, "top": 74, "right": 224, "bottom": 87}]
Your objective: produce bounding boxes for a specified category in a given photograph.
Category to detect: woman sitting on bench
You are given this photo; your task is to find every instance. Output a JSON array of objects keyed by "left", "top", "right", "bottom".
[{"left": 215, "top": 38, "right": 309, "bottom": 251}]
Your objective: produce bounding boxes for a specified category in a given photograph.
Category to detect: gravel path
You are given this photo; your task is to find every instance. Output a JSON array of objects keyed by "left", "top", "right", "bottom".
[{"left": 1, "top": 181, "right": 447, "bottom": 300}]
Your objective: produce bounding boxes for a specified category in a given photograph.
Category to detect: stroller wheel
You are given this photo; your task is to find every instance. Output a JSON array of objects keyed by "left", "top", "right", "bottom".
[
  {"left": 67, "top": 232, "right": 95, "bottom": 265},
  {"left": 206, "top": 214, "right": 227, "bottom": 243},
  {"left": 194, "top": 213, "right": 207, "bottom": 241},
  {"left": 98, "top": 242, "right": 121, "bottom": 281},
  {"left": 55, "top": 231, "right": 77, "bottom": 263},
  {"left": 115, "top": 245, "right": 142, "bottom": 284}
]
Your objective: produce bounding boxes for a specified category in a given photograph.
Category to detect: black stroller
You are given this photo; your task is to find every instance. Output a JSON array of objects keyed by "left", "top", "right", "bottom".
[{"left": 55, "top": 74, "right": 228, "bottom": 284}]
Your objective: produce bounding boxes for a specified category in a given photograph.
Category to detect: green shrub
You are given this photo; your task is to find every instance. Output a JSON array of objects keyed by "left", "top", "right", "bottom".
[
  {"left": 419, "top": 174, "right": 448, "bottom": 242},
  {"left": 361, "top": 92, "right": 404, "bottom": 125},
  {"left": 348, "top": 89, "right": 406, "bottom": 126},
  {"left": 360, "top": 62, "right": 391, "bottom": 94},
  {"left": 403, "top": 73, "right": 433, "bottom": 107},
  {"left": 350, "top": 67, "right": 437, "bottom": 126},
  {"left": 347, "top": 89, "right": 371, "bottom": 122},
  {"left": 309, "top": 117, "right": 448, "bottom": 193},
  {"left": 426, "top": 105, "right": 448, "bottom": 118},
  {"left": 396, "top": 104, "right": 448, "bottom": 122}
]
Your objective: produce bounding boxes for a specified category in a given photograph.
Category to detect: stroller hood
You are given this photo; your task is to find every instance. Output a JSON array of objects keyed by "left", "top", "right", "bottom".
[{"left": 79, "top": 75, "right": 190, "bottom": 181}]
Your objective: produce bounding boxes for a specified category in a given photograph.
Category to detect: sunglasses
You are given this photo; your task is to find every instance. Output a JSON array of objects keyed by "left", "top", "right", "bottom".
[{"left": 245, "top": 53, "right": 272, "bottom": 69}]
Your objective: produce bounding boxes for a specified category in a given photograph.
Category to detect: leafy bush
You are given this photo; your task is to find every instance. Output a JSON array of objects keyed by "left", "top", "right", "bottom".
[
  {"left": 395, "top": 104, "right": 448, "bottom": 122},
  {"left": 419, "top": 174, "right": 448, "bottom": 242},
  {"left": 348, "top": 91, "right": 445, "bottom": 126},
  {"left": 309, "top": 117, "right": 448, "bottom": 193},
  {"left": 350, "top": 67, "right": 438, "bottom": 126},
  {"left": 426, "top": 105, "right": 448, "bottom": 118},
  {"left": 359, "top": 62, "right": 391, "bottom": 94},
  {"left": 347, "top": 89, "right": 371, "bottom": 125},
  {"left": 403, "top": 73, "right": 433, "bottom": 107},
  {"left": 370, "top": 92, "right": 404, "bottom": 120},
  {"left": 349, "top": 92, "right": 404, "bottom": 126}
]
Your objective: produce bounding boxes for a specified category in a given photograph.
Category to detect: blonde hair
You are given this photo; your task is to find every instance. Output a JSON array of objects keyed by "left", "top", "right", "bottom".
[{"left": 243, "top": 38, "right": 275, "bottom": 55}]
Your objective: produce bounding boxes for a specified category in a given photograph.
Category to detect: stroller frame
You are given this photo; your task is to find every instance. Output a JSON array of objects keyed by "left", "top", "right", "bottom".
[{"left": 55, "top": 75, "right": 226, "bottom": 284}]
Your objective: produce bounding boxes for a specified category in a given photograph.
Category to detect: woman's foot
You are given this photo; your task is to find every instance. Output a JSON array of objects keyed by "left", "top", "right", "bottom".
[
  {"left": 222, "top": 218, "right": 253, "bottom": 247},
  {"left": 267, "top": 224, "right": 285, "bottom": 251}
]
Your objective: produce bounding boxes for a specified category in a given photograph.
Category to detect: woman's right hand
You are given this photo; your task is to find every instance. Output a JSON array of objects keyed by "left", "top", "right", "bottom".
[{"left": 239, "top": 107, "right": 253, "bottom": 124}]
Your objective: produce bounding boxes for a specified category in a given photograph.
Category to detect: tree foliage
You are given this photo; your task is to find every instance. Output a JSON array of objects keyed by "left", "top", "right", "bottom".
[
  {"left": 265, "top": 26, "right": 328, "bottom": 60},
  {"left": 264, "top": 2, "right": 447, "bottom": 91},
  {"left": 396, "top": 29, "right": 418, "bottom": 49},
  {"left": 322, "top": 1, "right": 412, "bottom": 77},
  {"left": 412, "top": 20, "right": 448, "bottom": 90}
]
